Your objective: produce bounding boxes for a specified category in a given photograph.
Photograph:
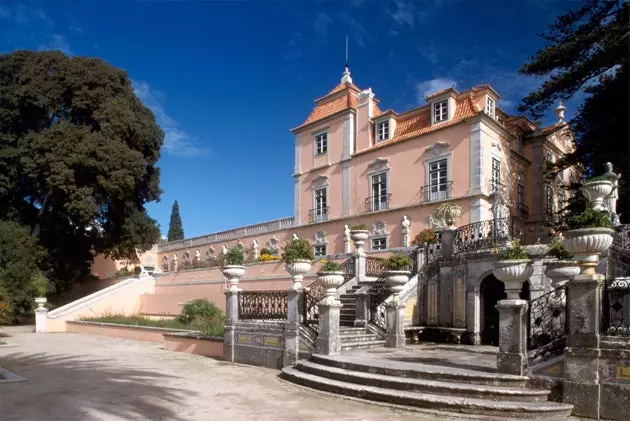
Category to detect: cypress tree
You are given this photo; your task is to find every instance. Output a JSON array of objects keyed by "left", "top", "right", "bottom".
[{"left": 167, "top": 201, "right": 184, "bottom": 241}]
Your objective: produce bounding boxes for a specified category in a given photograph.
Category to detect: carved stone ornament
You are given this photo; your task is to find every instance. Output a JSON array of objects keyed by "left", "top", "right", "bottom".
[
  {"left": 313, "top": 174, "right": 329, "bottom": 189},
  {"left": 268, "top": 235, "right": 279, "bottom": 251},
  {"left": 424, "top": 141, "right": 450, "bottom": 157},
  {"left": 367, "top": 157, "right": 389, "bottom": 173},
  {"left": 373, "top": 220, "right": 387, "bottom": 236},
  {"left": 314, "top": 231, "right": 328, "bottom": 245},
  {"left": 207, "top": 246, "right": 215, "bottom": 257}
]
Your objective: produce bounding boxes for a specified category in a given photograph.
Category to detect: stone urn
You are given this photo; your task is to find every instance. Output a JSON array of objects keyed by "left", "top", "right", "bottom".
[
  {"left": 221, "top": 265, "right": 246, "bottom": 291},
  {"left": 383, "top": 271, "right": 411, "bottom": 297},
  {"left": 350, "top": 230, "right": 370, "bottom": 253},
  {"left": 544, "top": 260, "right": 580, "bottom": 288},
  {"left": 286, "top": 259, "right": 312, "bottom": 290},
  {"left": 493, "top": 260, "right": 533, "bottom": 299},
  {"left": 34, "top": 297, "right": 47, "bottom": 311},
  {"left": 581, "top": 180, "right": 613, "bottom": 211},
  {"left": 316, "top": 271, "right": 344, "bottom": 304},
  {"left": 562, "top": 228, "right": 614, "bottom": 274}
]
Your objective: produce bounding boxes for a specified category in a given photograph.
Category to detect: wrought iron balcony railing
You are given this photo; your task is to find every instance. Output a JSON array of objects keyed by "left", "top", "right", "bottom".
[
  {"left": 308, "top": 207, "right": 329, "bottom": 223},
  {"left": 419, "top": 181, "right": 453, "bottom": 203},
  {"left": 365, "top": 194, "right": 391, "bottom": 212}
]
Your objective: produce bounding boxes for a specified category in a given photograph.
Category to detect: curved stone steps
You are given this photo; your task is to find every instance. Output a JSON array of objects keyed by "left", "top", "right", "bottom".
[
  {"left": 280, "top": 366, "right": 573, "bottom": 419},
  {"left": 295, "top": 360, "right": 550, "bottom": 402}
]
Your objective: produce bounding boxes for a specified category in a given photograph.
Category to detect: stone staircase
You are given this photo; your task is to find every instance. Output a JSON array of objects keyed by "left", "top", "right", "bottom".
[
  {"left": 281, "top": 353, "right": 573, "bottom": 419},
  {"left": 339, "top": 327, "right": 385, "bottom": 351},
  {"left": 339, "top": 285, "right": 360, "bottom": 327}
]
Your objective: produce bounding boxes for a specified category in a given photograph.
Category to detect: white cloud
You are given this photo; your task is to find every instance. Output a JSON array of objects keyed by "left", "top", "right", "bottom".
[
  {"left": 415, "top": 78, "right": 457, "bottom": 103},
  {"left": 132, "top": 80, "right": 206, "bottom": 157},
  {"left": 314, "top": 12, "right": 332, "bottom": 37},
  {"left": 389, "top": 0, "right": 417, "bottom": 27},
  {"left": 38, "top": 34, "right": 73, "bottom": 55}
]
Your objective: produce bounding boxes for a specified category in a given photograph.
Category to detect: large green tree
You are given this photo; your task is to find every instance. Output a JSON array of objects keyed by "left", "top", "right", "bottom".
[
  {"left": 0, "top": 51, "right": 163, "bottom": 287},
  {"left": 518, "top": 0, "right": 629, "bottom": 222},
  {"left": 167, "top": 200, "right": 184, "bottom": 241}
]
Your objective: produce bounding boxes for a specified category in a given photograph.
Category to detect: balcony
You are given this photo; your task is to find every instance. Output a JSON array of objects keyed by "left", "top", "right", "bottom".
[
  {"left": 365, "top": 194, "right": 391, "bottom": 212},
  {"left": 419, "top": 181, "right": 453, "bottom": 203},
  {"left": 515, "top": 203, "right": 529, "bottom": 219},
  {"left": 308, "top": 207, "right": 329, "bottom": 223}
]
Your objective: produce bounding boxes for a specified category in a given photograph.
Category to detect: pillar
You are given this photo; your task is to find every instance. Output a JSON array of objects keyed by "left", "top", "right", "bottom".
[
  {"left": 223, "top": 289, "right": 239, "bottom": 362},
  {"left": 35, "top": 308, "right": 48, "bottom": 333},
  {"left": 467, "top": 286, "right": 481, "bottom": 345},
  {"left": 385, "top": 299, "right": 406, "bottom": 347},
  {"left": 496, "top": 299, "right": 528, "bottom": 375},
  {"left": 283, "top": 289, "right": 302, "bottom": 366},
  {"left": 315, "top": 298, "right": 342, "bottom": 355},
  {"left": 440, "top": 228, "right": 457, "bottom": 259},
  {"left": 354, "top": 291, "right": 368, "bottom": 327},
  {"left": 563, "top": 273, "right": 604, "bottom": 419},
  {"left": 355, "top": 250, "right": 366, "bottom": 282}
]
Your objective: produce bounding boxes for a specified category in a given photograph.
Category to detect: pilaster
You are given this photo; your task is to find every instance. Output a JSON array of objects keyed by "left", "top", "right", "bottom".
[
  {"left": 496, "top": 299, "right": 528, "bottom": 375},
  {"left": 315, "top": 300, "right": 342, "bottom": 354},
  {"left": 283, "top": 289, "right": 302, "bottom": 366},
  {"left": 223, "top": 289, "right": 239, "bottom": 362}
]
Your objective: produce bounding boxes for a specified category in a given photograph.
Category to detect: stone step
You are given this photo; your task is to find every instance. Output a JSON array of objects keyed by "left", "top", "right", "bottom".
[
  {"left": 340, "top": 340, "right": 386, "bottom": 351},
  {"left": 295, "top": 360, "right": 549, "bottom": 402},
  {"left": 338, "top": 327, "right": 369, "bottom": 335},
  {"left": 280, "top": 367, "right": 573, "bottom": 420},
  {"left": 310, "top": 354, "right": 529, "bottom": 387},
  {"left": 340, "top": 334, "right": 380, "bottom": 343},
  {"left": 340, "top": 309, "right": 356, "bottom": 315}
]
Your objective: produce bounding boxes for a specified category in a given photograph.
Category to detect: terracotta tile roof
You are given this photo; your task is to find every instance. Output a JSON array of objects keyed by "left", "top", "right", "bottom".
[
  {"left": 321, "top": 81, "right": 361, "bottom": 98},
  {"left": 424, "top": 86, "right": 457, "bottom": 101},
  {"left": 293, "top": 88, "right": 357, "bottom": 131}
]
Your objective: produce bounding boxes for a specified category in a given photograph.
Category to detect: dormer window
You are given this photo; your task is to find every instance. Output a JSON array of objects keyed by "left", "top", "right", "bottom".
[
  {"left": 377, "top": 120, "right": 390, "bottom": 142},
  {"left": 486, "top": 97, "right": 495, "bottom": 118},
  {"left": 434, "top": 100, "right": 448, "bottom": 123},
  {"left": 315, "top": 132, "right": 328, "bottom": 155}
]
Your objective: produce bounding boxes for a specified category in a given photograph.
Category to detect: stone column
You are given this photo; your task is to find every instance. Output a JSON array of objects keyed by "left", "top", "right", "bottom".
[
  {"left": 466, "top": 286, "right": 481, "bottom": 345},
  {"left": 385, "top": 299, "right": 406, "bottom": 347},
  {"left": 354, "top": 250, "right": 366, "bottom": 282},
  {"left": 496, "top": 299, "right": 528, "bottom": 375},
  {"left": 35, "top": 308, "right": 48, "bottom": 333},
  {"left": 440, "top": 228, "right": 457, "bottom": 259},
  {"left": 223, "top": 289, "right": 239, "bottom": 362},
  {"left": 283, "top": 289, "right": 302, "bottom": 366},
  {"left": 354, "top": 291, "right": 368, "bottom": 327},
  {"left": 315, "top": 299, "right": 342, "bottom": 355},
  {"left": 563, "top": 273, "right": 604, "bottom": 418}
]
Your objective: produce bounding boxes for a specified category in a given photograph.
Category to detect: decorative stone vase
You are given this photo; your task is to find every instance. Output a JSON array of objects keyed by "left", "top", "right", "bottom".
[
  {"left": 316, "top": 271, "right": 344, "bottom": 304},
  {"left": 350, "top": 230, "right": 369, "bottom": 253},
  {"left": 443, "top": 206, "right": 463, "bottom": 228},
  {"left": 221, "top": 265, "right": 246, "bottom": 291},
  {"left": 562, "top": 228, "right": 614, "bottom": 275},
  {"left": 544, "top": 260, "right": 580, "bottom": 288},
  {"left": 581, "top": 180, "right": 613, "bottom": 211},
  {"left": 286, "top": 259, "right": 312, "bottom": 290},
  {"left": 493, "top": 260, "right": 533, "bottom": 299},
  {"left": 34, "top": 297, "right": 47, "bottom": 310},
  {"left": 383, "top": 270, "right": 411, "bottom": 297}
]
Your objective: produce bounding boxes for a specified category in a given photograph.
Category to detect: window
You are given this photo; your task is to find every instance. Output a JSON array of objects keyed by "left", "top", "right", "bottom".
[
  {"left": 486, "top": 97, "right": 495, "bottom": 117},
  {"left": 433, "top": 100, "right": 448, "bottom": 123},
  {"left": 545, "top": 185, "right": 554, "bottom": 218},
  {"left": 376, "top": 120, "right": 390, "bottom": 142},
  {"left": 314, "top": 188, "right": 328, "bottom": 222},
  {"left": 371, "top": 237, "right": 387, "bottom": 251},
  {"left": 315, "top": 132, "right": 328, "bottom": 155},
  {"left": 371, "top": 172, "right": 388, "bottom": 211},
  {"left": 516, "top": 133, "right": 523, "bottom": 153},
  {"left": 428, "top": 159, "right": 448, "bottom": 201},
  {"left": 314, "top": 245, "right": 326, "bottom": 259},
  {"left": 491, "top": 158, "right": 501, "bottom": 191},
  {"left": 517, "top": 183, "right": 526, "bottom": 217}
]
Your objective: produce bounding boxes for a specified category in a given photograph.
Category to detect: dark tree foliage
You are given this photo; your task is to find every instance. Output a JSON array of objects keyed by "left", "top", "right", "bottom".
[
  {"left": 167, "top": 200, "right": 184, "bottom": 242},
  {"left": 0, "top": 51, "right": 163, "bottom": 286},
  {"left": 518, "top": 0, "right": 629, "bottom": 222}
]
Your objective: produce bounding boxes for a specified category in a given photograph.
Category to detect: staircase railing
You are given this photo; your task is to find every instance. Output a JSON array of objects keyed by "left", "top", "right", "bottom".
[
  {"left": 368, "top": 279, "right": 391, "bottom": 331},
  {"left": 366, "top": 256, "right": 385, "bottom": 277},
  {"left": 453, "top": 217, "right": 513, "bottom": 255},
  {"left": 238, "top": 290, "right": 289, "bottom": 320},
  {"left": 602, "top": 277, "right": 630, "bottom": 336},
  {"left": 527, "top": 285, "right": 568, "bottom": 364}
]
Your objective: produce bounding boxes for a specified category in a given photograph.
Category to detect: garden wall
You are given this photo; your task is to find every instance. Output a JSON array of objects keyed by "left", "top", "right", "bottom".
[
  {"left": 163, "top": 332, "right": 223, "bottom": 358},
  {"left": 66, "top": 320, "right": 188, "bottom": 343}
]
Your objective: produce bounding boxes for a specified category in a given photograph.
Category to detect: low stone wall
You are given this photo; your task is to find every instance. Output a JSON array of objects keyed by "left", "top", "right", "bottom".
[
  {"left": 163, "top": 332, "right": 223, "bottom": 358},
  {"left": 232, "top": 321, "right": 287, "bottom": 369},
  {"left": 66, "top": 321, "right": 190, "bottom": 343},
  {"left": 599, "top": 337, "right": 630, "bottom": 421}
]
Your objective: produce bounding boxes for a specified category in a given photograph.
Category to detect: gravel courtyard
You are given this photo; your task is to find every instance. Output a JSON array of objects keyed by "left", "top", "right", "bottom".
[{"left": 0, "top": 327, "right": 501, "bottom": 421}]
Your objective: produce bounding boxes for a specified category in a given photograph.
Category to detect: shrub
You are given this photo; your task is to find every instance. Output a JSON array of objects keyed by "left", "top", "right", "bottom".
[
  {"left": 412, "top": 228, "right": 439, "bottom": 246},
  {"left": 133, "top": 266, "right": 142, "bottom": 276},
  {"left": 282, "top": 238, "right": 315, "bottom": 263},
  {"left": 258, "top": 254, "right": 281, "bottom": 262},
  {"left": 320, "top": 260, "right": 342, "bottom": 272},
  {"left": 115, "top": 267, "right": 132, "bottom": 279},
  {"left": 222, "top": 246, "right": 244, "bottom": 266},
  {"left": 32, "top": 270, "right": 54, "bottom": 297},
  {"left": 497, "top": 240, "right": 529, "bottom": 260},
  {"left": 259, "top": 248, "right": 272, "bottom": 256},
  {"left": 0, "top": 286, "right": 13, "bottom": 326},
  {"left": 547, "top": 238, "right": 574, "bottom": 260},
  {"left": 382, "top": 253, "right": 413, "bottom": 271},
  {"left": 189, "top": 315, "right": 225, "bottom": 337},
  {"left": 566, "top": 205, "right": 612, "bottom": 230},
  {"left": 179, "top": 298, "right": 223, "bottom": 324},
  {"left": 349, "top": 224, "right": 368, "bottom": 230}
]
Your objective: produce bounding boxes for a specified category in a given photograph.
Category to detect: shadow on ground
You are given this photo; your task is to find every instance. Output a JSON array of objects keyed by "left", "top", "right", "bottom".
[{"left": 0, "top": 352, "right": 190, "bottom": 421}]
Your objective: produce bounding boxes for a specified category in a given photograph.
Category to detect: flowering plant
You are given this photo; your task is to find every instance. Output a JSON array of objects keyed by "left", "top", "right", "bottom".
[
  {"left": 412, "top": 228, "right": 439, "bottom": 246},
  {"left": 320, "top": 260, "right": 342, "bottom": 272},
  {"left": 258, "top": 254, "right": 281, "bottom": 262},
  {"left": 495, "top": 240, "right": 529, "bottom": 260}
]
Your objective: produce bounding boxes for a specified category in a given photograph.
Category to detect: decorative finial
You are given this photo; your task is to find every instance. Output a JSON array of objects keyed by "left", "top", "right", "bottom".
[
  {"left": 555, "top": 101, "right": 566, "bottom": 124},
  {"left": 341, "top": 36, "right": 352, "bottom": 84}
]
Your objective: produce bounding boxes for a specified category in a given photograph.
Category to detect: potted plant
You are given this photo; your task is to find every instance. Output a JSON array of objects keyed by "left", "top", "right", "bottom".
[
  {"left": 282, "top": 238, "right": 315, "bottom": 290},
  {"left": 434, "top": 203, "right": 463, "bottom": 228},
  {"left": 349, "top": 224, "right": 369, "bottom": 252},
  {"left": 382, "top": 253, "right": 413, "bottom": 296},
  {"left": 492, "top": 240, "right": 533, "bottom": 299},
  {"left": 316, "top": 260, "right": 344, "bottom": 303},
  {"left": 580, "top": 176, "right": 613, "bottom": 211},
  {"left": 221, "top": 246, "right": 246, "bottom": 291},
  {"left": 562, "top": 204, "right": 614, "bottom": 274},
  {"left": 411, "top": 228, "right": 439, "bottom": 246},
  {"left": 544, "top": 237, "right": 579, "bottom": 288},
  {"left": 32, "top": 271, "right": 53, "bottom": 310}
]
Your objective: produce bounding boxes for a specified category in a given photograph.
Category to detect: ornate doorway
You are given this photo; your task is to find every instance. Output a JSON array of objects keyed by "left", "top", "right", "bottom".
[{"left": 480, "top": 274, "right": 506, "bottom": 345}]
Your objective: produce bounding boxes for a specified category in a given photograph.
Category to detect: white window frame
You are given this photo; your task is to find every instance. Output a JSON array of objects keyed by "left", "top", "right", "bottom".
[
  {"left": 486, "top": 96, "right": 495, "bottom": 118},
  {"left": 491, "top": 158, "right": 501, "bottom": 192},
  {"left": 428, "top": 158, "right": 449, "bottom": 201},
  {"left": 371, "top": 237, "right": 387, "bottom": 251},
  {"left": 376, "top": 120, "right": 390, "bottom": 142},
  {"left": 424, "top": 152, "right": 452, "bottom": 202},
  {"left": 313, "top": 187, "right": 328, "bottom": 222},
  {"left": 314, "top": 244, "right": 326, "bottom": 259},
  {"left": 314, "top": 131, "right": 328, "bottom": 156},
  {"left": 433, "top": 100, "right": 448, "bottom": 123},
  {"left": 369, "top": 171, "right": 389, "bottom": 211}
]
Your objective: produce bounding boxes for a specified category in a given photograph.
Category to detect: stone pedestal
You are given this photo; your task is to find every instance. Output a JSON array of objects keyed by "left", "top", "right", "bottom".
[
  {"left": 315, "top": 299, "right": 342, "bottom": 355},
  {"left": 223, "top": 289, "right": 239, "bottom": 362},
  {"left": 354, "top": 251, "right": 366, "bottom": 281},
  {"left": 354, "top": 292, "right": 368, "bottom": 327},
  {"left": 283, "top": 289, "right": 302, "bottom": 366},
  {"left": 440, "top": 228, "right": 456, "bottom": 259},
  {"left": 496, "top": 299, "right": 528, "bottom": 375},
  {"left": 563, "top": 274, "right": 604, "bottom": 419},
  {"left": 35, "top": 308, "right": 48, "bottom": 333},
  {"left": 385, "top": 299, "right": 406, "bottom": 348}
]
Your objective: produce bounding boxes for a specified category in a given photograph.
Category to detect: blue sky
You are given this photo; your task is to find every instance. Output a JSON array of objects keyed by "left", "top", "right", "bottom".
[{"left": 0, "top": 0, "right": 578, "bottom": 238}]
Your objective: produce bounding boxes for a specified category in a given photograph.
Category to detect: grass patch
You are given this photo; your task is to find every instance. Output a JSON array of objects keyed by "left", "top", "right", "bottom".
[{"left": 79, "top": 314, "right": 224, "bottom": 336}]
